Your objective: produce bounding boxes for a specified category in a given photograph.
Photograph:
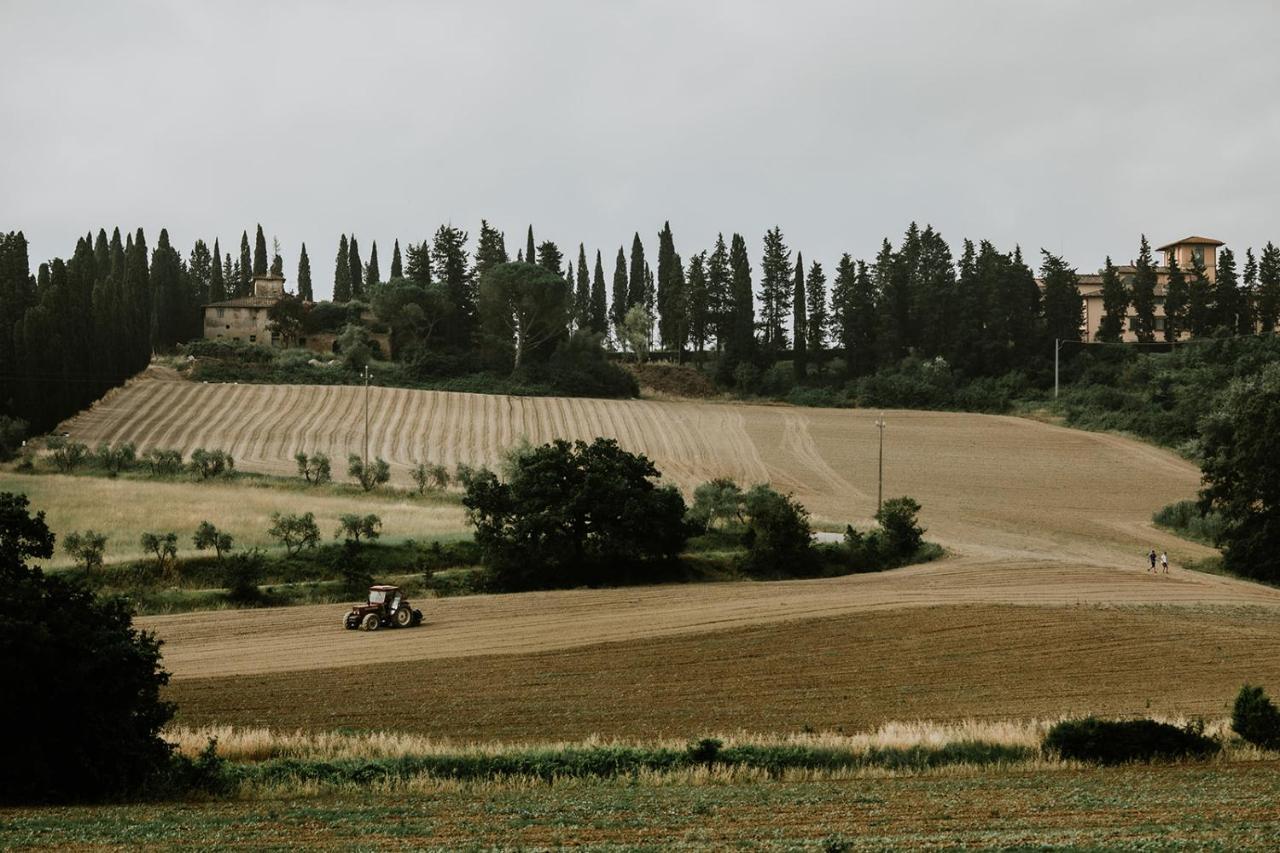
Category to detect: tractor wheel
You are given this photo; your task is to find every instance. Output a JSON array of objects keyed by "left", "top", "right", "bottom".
[
  {"left": 394, "top": 607, "right": 412, "bottom": 628},
  {"left": 360, "top": 612, "right": 379, "bottom": 631}
]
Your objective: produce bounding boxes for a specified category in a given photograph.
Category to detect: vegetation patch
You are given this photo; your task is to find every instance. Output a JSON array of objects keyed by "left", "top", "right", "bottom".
[{"left": 1042, "top": 717, "right": 1220, "bottom": 765}]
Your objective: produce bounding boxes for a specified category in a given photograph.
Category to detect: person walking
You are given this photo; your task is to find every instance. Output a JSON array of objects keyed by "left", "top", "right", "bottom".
[
  {"left": 1160, "top": 551, "right": 1169, "bottom": 574},
  {"left": 1148, "top": 548, "right": 1157, "bottom": 573}
]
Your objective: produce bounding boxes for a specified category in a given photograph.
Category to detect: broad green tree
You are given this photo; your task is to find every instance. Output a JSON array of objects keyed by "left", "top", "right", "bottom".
[{"left": 478, "top": 261, "right": 568, "bottom": 369}]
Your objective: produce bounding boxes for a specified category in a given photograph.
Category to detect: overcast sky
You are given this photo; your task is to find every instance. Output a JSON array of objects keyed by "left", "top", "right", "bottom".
[{"left": 3, "top": 1, "right": 1278, "bottom": 299}]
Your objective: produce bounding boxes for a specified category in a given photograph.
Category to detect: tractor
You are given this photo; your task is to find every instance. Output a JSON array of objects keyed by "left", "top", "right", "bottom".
[{"left": 343, "top": 584, "right": 423, "bottom": 631}]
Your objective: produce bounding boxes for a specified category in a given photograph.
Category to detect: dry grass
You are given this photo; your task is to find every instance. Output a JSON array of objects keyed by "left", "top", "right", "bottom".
[{"left": 0, "top": 471, "right": 467, "bottom": 567}]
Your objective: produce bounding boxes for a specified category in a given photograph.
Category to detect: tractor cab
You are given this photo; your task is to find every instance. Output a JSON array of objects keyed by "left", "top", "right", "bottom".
[{"left": 344, "top": 584, "right": 423, "bottom": 631}]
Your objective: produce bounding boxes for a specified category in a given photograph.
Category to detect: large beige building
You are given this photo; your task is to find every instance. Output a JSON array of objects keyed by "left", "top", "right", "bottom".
[
  {"left": 203, "top": 273, "right": 288, "bottom": 345},
  {"left": 1073, "top": 235, "right": 1222, "bottom": 342}
]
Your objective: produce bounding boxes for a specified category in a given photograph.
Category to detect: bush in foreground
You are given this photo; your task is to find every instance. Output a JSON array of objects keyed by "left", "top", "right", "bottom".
[
  {"left": 1042, "top": 717, "right": 1219, "bottom": 765},
  {"left": 1232, "top": 684, "right": 1280, "bottom": 751}
]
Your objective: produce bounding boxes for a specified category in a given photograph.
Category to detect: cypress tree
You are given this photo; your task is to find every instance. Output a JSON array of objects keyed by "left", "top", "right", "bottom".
[
  {"left": 94, "top": 229, "right": 110, "bottom": 276},
  {"left": 1240, "top": 248, "right": 1258, "bottom": 335},
  {"left": 333, "top": 234, "right": 351, "bottom": 302},
  {"left": 433, "top": 224, "right": 474, "bottom": 345},
  {"left": 1097, "top": 256, "right": 1128, "bottom": 343},
  {"left": 238, "top": 231, "right": 252, "bottom": 296},
  {"left": 686, "top": 251, "right": 709, "bottom": 353},
  {"left": 348, "top": 235, "right": 363, "bottom": 300},
  {"left": 914, "top": 226, "right": 956, "bottom": 359},
  {"left": 405, "top": 240, "right": 431, "bottom": 286},
  {"left": 526, "top": 226, "right": 536, "bottom": 270},
  {"left": 805, "top": 259, "right": 828, "bottom": 356},
  {"left": 1214, "top": 246, "right": 1239, "bottom": 334},
  {"left": 1130, "top": 235, "right": 1157, "bottom": 343},
  {"left": 706, "top": 234, "right": 731, "bottom": 350},
  {"left": 188, "top": 239, "right": 213, "bottom": 311},
  {"left": 473, "top": 221, "right": 508, "bottom": 281},
  {"left": 792, "top": 251, "right": 807, "bottom": 379},
  {"left": 590, "top": 249, "right": 608, "bottom": 334},
  {"left": 390, "top": 239, "right": 403, "bottom": 280},
  {"left": 628, "top": 233, "right": 646, "bottom": 309},
  {"left": 125, "top": 228, "right": 151, "bottom": 367},
  {"left": 872, "top": 238, "right": 903, "bottom": 362},
  {"left": 719, "top": 232, "right": 755, "bottom": 383},
  {"left": 209, "top": 238, "right": 225, "bottom": 302},
  {"left": 366, "top": 240, "right": 380, "bottom": 289},
  {"left": 1257, "top": 242, "right": 1280, "bottom": 333},
  {"left": 297, "top": 243, "right": 313, "bottom": 301},
  {"left": 1040, "top": 250, "right": 1083, "bottom": 345},
  {"left": 253, "top": 224, "right": 268, "bottom": 276},
  {"left": 1163, "top": 254, "right": 1187, "bottom": 342},
  {"left": 758, "top": 226, "right": 792, "bottom": 353},
  {"left": 656, "top": 222, "right": 685, "bottom": 355},
  {"left": 573, "top": 244, "right": 591, "bottom": 332},
  {"left": 536, "top": 241, "right": 563, "bottom": 276},
  {"left": 110, "top": 227, "right": 126, "bottom": 281},
  {"left": 610, "top": 247, "right": 629, "bottom": 339},
  {"left": 36, "top": 263, "right": 50, "bottom": 294}
]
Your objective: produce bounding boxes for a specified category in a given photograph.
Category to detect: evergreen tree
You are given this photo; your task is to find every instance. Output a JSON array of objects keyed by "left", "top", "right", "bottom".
[
  {"left": 333, "top": 234, "right": 351, "bottom": 302},
  {"left": 610, "top": 246, "right": 629, "bottom": 339},
  {"left": 686, "top": 251, "right": 709, "bottom": 353},
  {"left": 758, "top": 226, "right": 792, "bottom": 353},
  {"left": 1162, "top": 253, "right": 1187, "bottom": 342},
  {"left": 720, "top": 233, "right": 755, "bottom": 381},
  {"left": 433, "top": 224, "right": 474, "bottom": 345},
  {"left": 526, "top": 226, "right": 536, "bottom": 270},
  {"left": 149, "top": 228, "right": 184, "bottom": 350},
  {"left": 643, "top": 263, "right": 656, "bottom": 348},
  {"left": 1130, "top": 235, "right": 1157, "bottom": 343},
  {"left": 296, "top": 243, "right": 313, "bottom": 301},
  {"left": 628, "top": 233, "right": 647, "bottom": 309},
  {"left": 208, "top": 238, "right": 226, "bottom": 302},
  {"left": 348, "top": 234, "right": 363, "bottom": 300},
  {"left": 389, "top": 239, "right": 403, "bottom": 280},
  {"left": 590, "top": 249, "right": 608, "bottom": 334},
  {"left": 706, "top": 234, "right": 731, "bottom": 350},
  {"left": 188, "top": 239, "right": 213, "bottom": 310},
  {"left": 237, "top": 231, "right": 252, "bottom": 296},
  {"left": 269, "top": 237, "right": 284, "bottom": 277},
  {"left": 792, "top": 252, "right": 807, "bottom": 379},
  {"left": 125, "top": 228, "right": 151, "bottom": 367},
  {"left": 473, "top": 220, "right": 508, "bottom": 281},
  {"left": 1040, "top": 250, "right": 1082, "bottom": 345},
  {"left": 405, "top": 240, "right": 431, "bottom": 286},
  {"left": 536, "top": 241, "right": 563, "bottom": 276},
  {"left": 1096, "top": 256, "right": 1128, "bottom": 343},
  {"left": 1257, "top": 242, "right": 1280, "bottom": 333},
  {"left": 574, "top": 244, "right": 591, "bottom": 331},
  {"left": 1214, "top": 246, "right": 1240, "bottom": 334},
  {"left": 1187, "top": 251, "right": 1213, "bottom": 336},
  {"left": 805, "top": 259, "right": 828, "bottom": 355},
  {"left": 872, "top": 238, "right": 903, "bottom": 363},
  {"left": 914, "top": 226, "right": 956, "bottom": 359},
  {"left": 656, "top": 222, "right": 686, "bottom": 356},
  {"left": 253, "top": 224, "right": 268, "bottom": 276},
  {"left": 366, "top": 240, "right": 380, "bottom": 289},
  {"left": 93, "top": 229, "right": 110, "bottom": 276},
  {"left": 1240, "top": 247, "right": 1258, "bottom": 335}
]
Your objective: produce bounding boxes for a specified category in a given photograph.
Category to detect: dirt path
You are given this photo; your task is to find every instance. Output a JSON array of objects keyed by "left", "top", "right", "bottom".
[{"left": 68, "top": 374, "right": 1275, "bottom": 681}]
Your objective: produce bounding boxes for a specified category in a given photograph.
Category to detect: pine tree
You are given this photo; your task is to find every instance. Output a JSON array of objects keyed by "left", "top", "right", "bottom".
[
  {"left": 757, "top": 227, "right": 792, "bottom": 353},
  {"left": 686, "top": 251, "right": 709, "bottom": 353},
  {"left": 433, "top": 224, "right": 473, "bottom": 345},
  {"left": 610, "top": 247, "right": 629, "bottom": 339},
  {"left": 851, "top": 258, "right": 879, "bottom": 376},
  {"left": 526, "top": 226, "right": 536, "bottom": 270},
  {"left": 348, "top": 235, "right": 363, "bottom": 300},
  {"left": 872, "top": 238, "right": 904, "bottom": 362},
  {"left": 405, "top": 240, "right": 431, "bottom": 286},
  {"left": 296, "top": 243, "right": 313, "bottom": 301},
  {"left": 572, "top": 244, "right": 590, "bottom": 331},
  {"left": 590, "top": 249, "right": 608, "bottom": 334},
  {"left": 188, "top": 239, "right": 213, "bottom": 309},
  {"left": 1257, "top": 242, "right": 1280, "bottom": 333},
  {"left": 914, "top": 226, "right": 956, "bottom": 359},
  {"left": 253, "top": 224, "right": 268, "bottom": 276},
  {"left": 1130, "top": 235, "right": 1157, "bottom": 343},
  {"left": 473, "top": 220, "right": 508, "bottom": 281},
  {"left": 1240, "top": 247, "right": 1258, "bottom": 335},
  {"left": 706, "top": 234, "right": 731, "bottom": 350},
  {"left": 1040, "top": 250, "right": 1082, "bottom": 345},
  {"left": 366, "top": 240, "right": 380, "bottom": 290},
  {"left": 1163, "top": 254, "right": 1187, "bottom": 342},
  {"left": 1187, "top": 252, "right": 1213, "bottom": 337},
  {"left": 1097, "top": 256, "right": 1128, "bottom": 343},
  {"left": 805, "top": 259, "right": 828, "bottom": 355},
  {"left": 537, "top": 241, "right": 563, "bottom": 276},
  {"left": 390, "top": 239, "right": 403, "bottom": 280},
  {"left": 628, "top": 233, "right": 646, "bottom": 309},
  {"left": 1214, "top": 246, "right": 1239, "bottom": 333},
  {"left": 238, "top": 231, "right": 252, "bottom": 297},
  {"left": 333, "top": 234, "right": 352, "bottom": 302},
  {"left": 792, "top": 251, "right": 807, "bottom": 379}
]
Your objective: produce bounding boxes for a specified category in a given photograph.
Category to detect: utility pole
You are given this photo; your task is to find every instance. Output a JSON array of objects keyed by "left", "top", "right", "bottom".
[
  {"left": 1054, "top": 338, "right": 1060, "bottom": 399},
  {"left": 363, "top": 365, "right": 371, "bottom": 472},
  {"left": 875, "top": 413, "right": 886, "bottom": 516}
]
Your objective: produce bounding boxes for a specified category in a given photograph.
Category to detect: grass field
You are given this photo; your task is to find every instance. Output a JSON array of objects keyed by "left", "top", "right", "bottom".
[{"left": 0, "top": 471, "right": 467, "bottom": 567}]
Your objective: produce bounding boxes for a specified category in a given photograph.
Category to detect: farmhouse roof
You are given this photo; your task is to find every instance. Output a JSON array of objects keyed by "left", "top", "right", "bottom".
[
  {"left": 204, "top": 296, "right": 280, "bottom": 309},
  {"left": 1156, "top": 235, "right": 1224, "bottom": 251}
]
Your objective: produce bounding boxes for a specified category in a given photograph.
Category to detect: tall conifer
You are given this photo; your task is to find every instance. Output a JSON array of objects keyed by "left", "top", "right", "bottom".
[
  {"left": 610, "top": 247, "right": 629, "bottom": 338},
  {"left": 628, "top": 233, "right": 646, "bottom": 309},
  {"left": 758, "top": 226, "right": 792, "bottom": 352},
  {"left": 473, "top": 221, "right": 508, "bottom": 281},
  {"left": 805, "top": 260, "right": 828, "bottom": 355},
  {"left": 238, "top": 231, "right": 252, "bottom": 296},
  {"left": 366, "top": 240, "right": 380, "bottom": 289},
  {"left": 253, "top": 224, "right": 268, "bottom": 275},
  {"left": 333, "top": 235, "right": 351, "bottom": 302},
  {"left": 792, "top": 251, "right": 807, "bottom": 379},
  {"left": 1097, "top": 257, "right": 1128, "bottom": 342},
  {"left": 348, "top": 235, "right": 363, "bottom": 300},
  {"left": 590, "top": 249, "right": 608, "bottom": 334},
  {"left": 1257, "top": 242, "right": 1280, "bottom": 333},
  {"left": 1040, "top": 250, "right": 1083, "bottom": 345},
  {"left": 1240, "top": 248, "right": 1258, "bottom": 335},
  {"left": 1130, "top": 235, "right": 1157, "bottom": 342},
  {"left": 1214, "top": 247, "right": 1239, "bottom": 333},
  {"left": 526, "top": 226, "right": 536, "bottom": 269},
  {"left": 297, "top": 243, "right": 313, "bottom": 301},
  {"left": 390, "top": 239, "right": 403, "bottom": 280},
  {"left": 1163, "top": 254, "right": 1187, "bottom": 341},
  {"left": 574, "top": 244, "right": 591, "bottom": 331}
]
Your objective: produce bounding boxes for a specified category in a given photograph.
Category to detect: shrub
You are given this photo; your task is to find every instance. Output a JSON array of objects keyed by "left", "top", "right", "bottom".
[
  {"left": 1232, "top": 684, "right": 1280, "bottom": 751},
  {"left": 92, "top": 441, "right": 137, "bottom": 476},
  {"left": 0, "top": 415, "right": 28, "bottom": 461},
  {"left": 295, "top": 451, "right": 332, "bottom": 485},
  {"left": 223, "top": 550, "right": 265, "bottom": 605},
  {"left": 267, "top": 512, "right": 321, "bottom": 556},
  {"left": 0, "top": 493, "right": 176, "bottom": 802},
  {"left": 333, "top": 540, "right": 374, "bottom": 597},
  {"left": 192, "top": 521, "right": 234, "bottom": 560},
  {"left": 181, "top": 338, "right": 275, "bottom": 363},
  {"left": 348, "top": 454, "right": 391, "bottom": 491},
  {"left": 739, "top": 484, "right": 815, "bottom": 575},
  {"left": 1153, "top": 500, "right": 1227, "bottom": 546},
  {"left": 189, "top": 448, "right": 235, "bottom": 480},
  {"left": 733, "top": 362, "right": 761, "bottom": 393},
  {"left": 141, "top": 448, "right": 184, "bottom": 477},
  {"left": 410, "top": 462, "right": 450, "bottom": 494},
  {"left": 1042, "top": 717, "right": 1219, "bottom": 765},
  {"left": 64, "top": 529, "right": 108, "bottom": 572},
  {"left": 336, "top": 513, "right": 382, "bottom": 544},
  {"left": 876, "top": 496, "right": 925, "bottom": 560},
  {"left": 687, "top": 478, "right": 744, "bottom": 532},
  {"left": 47, "top": 435, "right": 88, "bottom": 472}
]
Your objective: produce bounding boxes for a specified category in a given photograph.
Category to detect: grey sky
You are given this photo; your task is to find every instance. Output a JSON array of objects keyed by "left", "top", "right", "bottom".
[{"left": 3, "top": 0, "right": 1278, "bottom": 299}]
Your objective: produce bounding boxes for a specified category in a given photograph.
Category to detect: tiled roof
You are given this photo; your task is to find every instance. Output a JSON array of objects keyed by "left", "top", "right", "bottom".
[
  {"left": 1156, "top": 236, "right": 1224, "bottom": 251},
  {"left": 204, "top": 296, "right": 280, "bottom": 309}
]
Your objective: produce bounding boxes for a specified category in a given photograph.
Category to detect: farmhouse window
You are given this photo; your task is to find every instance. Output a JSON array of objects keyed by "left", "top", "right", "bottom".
[{"left": 249, "top": 335, "right": 257, "bottom": 342}]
